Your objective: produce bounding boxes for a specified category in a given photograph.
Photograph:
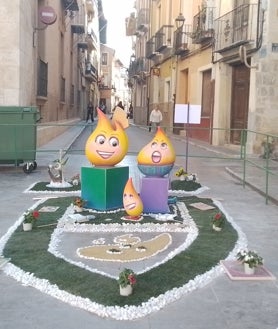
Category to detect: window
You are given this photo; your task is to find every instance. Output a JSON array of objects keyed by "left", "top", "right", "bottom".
[
  {"left": 101, "top": 53, "right": 108, "bottom": 65},
  {"left": 60, "top": 77, "right": 65, "bottom": 102},
  {"left": 70, "top": 84, "right": 74, "bottom": 105},
  {"left": 37, "top": 59, "right": 48, "bottom": 97}
]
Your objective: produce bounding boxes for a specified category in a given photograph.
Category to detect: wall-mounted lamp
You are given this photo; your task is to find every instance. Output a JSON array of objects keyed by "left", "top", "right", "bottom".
[
  {"left": 130, "top": 53, "right": 136, "bottom": 62},
  {"left": 175, "top": 13, "right": 185, "bottom": 29}
]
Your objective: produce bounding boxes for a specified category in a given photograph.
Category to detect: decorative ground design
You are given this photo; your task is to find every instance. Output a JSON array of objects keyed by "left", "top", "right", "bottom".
[{"left": 0, "top": 194, "right": 245, "bottom": 320}]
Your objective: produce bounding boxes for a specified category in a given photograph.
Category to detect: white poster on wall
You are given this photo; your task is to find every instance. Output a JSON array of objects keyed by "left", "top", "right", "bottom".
[{"left": 174, "top": 104, "right": 201, "bottom": 124}]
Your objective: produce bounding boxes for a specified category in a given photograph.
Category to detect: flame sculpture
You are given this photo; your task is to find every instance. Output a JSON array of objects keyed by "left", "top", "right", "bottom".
[
  {"left": 85, "top": 109, "right": 128, "bottom": 166},
  {"left": 123, "top": 178, "right": 143, "bottom": 217}
]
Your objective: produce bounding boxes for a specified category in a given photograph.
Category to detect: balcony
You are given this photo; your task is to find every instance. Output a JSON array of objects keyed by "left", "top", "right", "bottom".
[
  {"left": 191, "top": 7, "right": 215, "bottom": 44},
  {"left": 86, "top": 0, "right": 94, "bottom": 15},
  {"left": 146, "top": 36, "right": 157, "bottom": 59},
  {"left": 85, "top": 62, "right": 98, "bottom": 82},
  {"left": 137, "top": 8, "right": 149, "bottom": 31},
  {"left": 155, "top": 25, "right": 174, "bottom": 52},
  {"left": 173, "top": 24, "right": 191, "bottom": 56},
  {"left": 129, "top": 57, "right": 147, "bottom": 76},
  {"left": 86, "top": 32, "right": 97, "bottom": 51},
  {"left": 214, "top": 3, "right": 260, "bottom": 53},
  {"left": 126, "top": 13, "right": 137, "bottom": 36},
  {"left": 71, "top": 24, "right": 85, "bottom": 34},
  {"left": 62, "top": 0, "right": 79, "bottom": 11},
  {"left": 77, "top": 42, "right": 88, "bottom": 50}
]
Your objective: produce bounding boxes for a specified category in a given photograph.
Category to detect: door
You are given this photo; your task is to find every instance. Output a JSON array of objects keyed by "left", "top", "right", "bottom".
[
  {"left": 230, "top": 64, "right": 250, "bottom": 144},
  {"left": 188, "top": 69, "right": 214, "bottom": 143}
]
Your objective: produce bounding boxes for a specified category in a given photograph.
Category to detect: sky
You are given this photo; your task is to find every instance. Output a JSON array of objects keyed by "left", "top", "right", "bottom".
[{"left": 101, "top": 0, "right": 135, "bottom": 67}]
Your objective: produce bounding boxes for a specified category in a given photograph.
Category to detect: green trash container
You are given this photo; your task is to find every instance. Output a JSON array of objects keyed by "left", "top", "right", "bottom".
[{"left": 0, "top": 106, "right": 39, "bottom": 173}]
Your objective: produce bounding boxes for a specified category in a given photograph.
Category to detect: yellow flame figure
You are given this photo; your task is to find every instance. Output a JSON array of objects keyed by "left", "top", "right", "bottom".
[
  {"left": 137, "top": 127, "right": 176, "bottom": 165},
  {"left": 85, "top": 109, "right": 128, "bottom": 166},
  {"left": 123, "top": 178, "right": 143, "bottom": 217}
]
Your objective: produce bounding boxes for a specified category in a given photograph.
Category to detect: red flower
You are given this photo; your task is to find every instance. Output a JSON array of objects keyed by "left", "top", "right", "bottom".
[
  {"left": 128, "top": 274, "right": 137, "bottom": 285},
  {"left": 32, "top": 211, "right": 40, "bottom": 219},
  {"left": 214, "top": 213, "right": 222, "bottom": 220}
]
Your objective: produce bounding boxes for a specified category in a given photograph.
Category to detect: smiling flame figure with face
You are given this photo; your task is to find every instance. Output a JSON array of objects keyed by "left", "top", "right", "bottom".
[
  {"left": 123, "top": 178, "right": 143, "bottom": 218},
  {"left": 85, "top": 108, "right": 128, "bottom": 166}
]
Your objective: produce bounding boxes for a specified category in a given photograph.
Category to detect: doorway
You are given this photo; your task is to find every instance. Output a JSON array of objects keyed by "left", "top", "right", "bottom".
[{"left": 230, "top": 63, "right": 250, "bottom": 144}]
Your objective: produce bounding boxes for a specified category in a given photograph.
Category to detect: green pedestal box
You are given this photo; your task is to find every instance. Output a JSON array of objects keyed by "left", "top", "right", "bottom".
[{"left": 81, "top": 166, "right": 129, "bottom": 210}]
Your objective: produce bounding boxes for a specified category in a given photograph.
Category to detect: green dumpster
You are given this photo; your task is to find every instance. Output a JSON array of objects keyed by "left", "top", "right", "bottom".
[{"left": 0, "top": 106, "right": 39, "bottom": 173}]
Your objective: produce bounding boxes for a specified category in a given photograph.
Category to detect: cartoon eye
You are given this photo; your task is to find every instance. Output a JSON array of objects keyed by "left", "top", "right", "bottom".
[
  {"left": 95, "top": 135, "right": 106, "bottom": 144},
  {"left": 129, "top": 194, "right": 133, "bottom": 198},
  {"left": 151, "top": 142, "right": 157, "bottom": 148},
  {"left": 161, "top": 142, "right": 168, "bottom": 149},
  {"left": 123, "top": 193, "right": 127, "bottom": 198},
  {"left": 109, "top": 137, "right": 119, "bottom": 147}
]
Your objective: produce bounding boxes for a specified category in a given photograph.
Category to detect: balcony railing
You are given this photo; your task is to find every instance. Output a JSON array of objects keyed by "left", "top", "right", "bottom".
[
  {"left": 146, "top": 36, "right": 157, "bottom": 59},
  {"left": 155, "top": 25, "right": 174, "bottom": 52},
  {"left": 191, "top": 7, "right": 215, "bottom": 44},
  {"left": 137, "top": 8, "right": 149, "bottom": 31},
  {"left": 129, "top": 57, "right": 147, "bottom": 77},
  {"left": 62, "top": 0, "right": 79, "bottom": 11},
  {"left": 214, "top": 3, "right": 259, "bottom": 53},
  {"left": 85, "top": 62, "right": 98, "bottom": 82},
  {"left": 173, "top": 24, "right": 191, "bottom": 55}
]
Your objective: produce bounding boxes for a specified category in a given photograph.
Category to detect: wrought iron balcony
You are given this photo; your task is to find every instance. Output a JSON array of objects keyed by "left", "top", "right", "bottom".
[
  {"left": 155, "top": 25, "right": 174, "bottom": 52},
  {"left": 62, "top": 0, "right": 79, "bottom": 11},
  {"left": 128, "top": 57, "right": 147, "bottom": 77},
  {"left": 85, "top": 62, "right": 98, "bottom": 82},
  {"left": 137, "top": 8, "right": 149, "bottom": 31},
  {"left": 191, "top": 7, "right": 215, "bottom": 44},
  {"left": 71, "top": 24, "right": 85, "bottom": 34},
  {"left": 146, "top": 36, "right": 157, "bottom": 59},
  {"left": 86, "top": 32, "right": 97, "bottom": 51},
  {"left": 173, "top": 24, "right": 191, "bottom": 56},
  {"left": 214, "top": 3, "right": 259, "bottom": 53}
]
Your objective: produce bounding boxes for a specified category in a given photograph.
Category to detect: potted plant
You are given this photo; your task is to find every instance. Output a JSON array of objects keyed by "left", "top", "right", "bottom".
[
  {"left": 175, "top": 167, "right": 187, "bottom": 181},
  {"left": 118, "top": 268, "right": 137, "bottom": 296},
  {"left": 73, "top": 197, "right": 86, "bottom": 212},
  {"left": 23, "top": 210, "right": 40, "bottom": 231},
  {"left": 236, "top": 249, "right": 264, "bottom": 274},
  {"left": 211, "top": 212, "right": 225, "bottom": 231}
]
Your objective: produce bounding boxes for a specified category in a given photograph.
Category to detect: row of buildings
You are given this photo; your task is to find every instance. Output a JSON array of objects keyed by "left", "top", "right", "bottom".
[
  {"left": 128, "top": 0, "right": 277, "bottom": 153},
  {"left": 0, "top": 0, "right": 130, "bottom": 146}
]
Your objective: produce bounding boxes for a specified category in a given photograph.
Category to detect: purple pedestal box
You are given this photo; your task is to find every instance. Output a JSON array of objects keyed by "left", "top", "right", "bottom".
[{"left": 140, "top": 177, "right": 169, "bottom": 213}]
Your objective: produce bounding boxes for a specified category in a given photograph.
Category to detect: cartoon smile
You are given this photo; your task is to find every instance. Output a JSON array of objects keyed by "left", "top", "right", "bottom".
[
  {"left": 126, "top": 203, "right": 136, "bottom": 210},
  {"left": 97, "top": 150, "right": 114, "bottom": 159},
  {"left": 151, "top": 151, "right": 161, "bottom": 163}
]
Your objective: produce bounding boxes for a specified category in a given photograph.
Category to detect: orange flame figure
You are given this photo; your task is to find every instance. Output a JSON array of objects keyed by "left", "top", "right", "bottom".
[
  {"left": 85, "top": 109, "right": 128, "bottom": 166},
  {"left": 137, "top": 127, "right": 176, "bottom": 165},
  {"left": 123, "top": 178, "right": 143, "bottom": 217}
]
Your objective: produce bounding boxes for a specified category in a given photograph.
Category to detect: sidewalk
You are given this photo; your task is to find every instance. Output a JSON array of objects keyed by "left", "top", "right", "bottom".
[{"left": 0, "top": 123, "right": 277, "bottom": 329}]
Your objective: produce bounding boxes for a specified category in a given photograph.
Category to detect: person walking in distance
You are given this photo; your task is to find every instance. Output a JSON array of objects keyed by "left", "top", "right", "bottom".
[
  {"left": 149, "top": 105, "right": 162, "bottom": 132},
  {"left": 86, "top": 101, "right": 94, "bottom": 123}
]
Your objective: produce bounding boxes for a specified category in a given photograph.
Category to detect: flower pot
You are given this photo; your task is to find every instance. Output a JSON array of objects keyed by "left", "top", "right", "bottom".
[
  {"left": 23, "top": 223, "right": 32, "bottom": 231},
  {"left": 244, "top": 263, "right": 255, "bottom": 275},
  {"left": 73, "top": 205, "right": 83, "bottom": 213},
  {"left": 179, "top": 176, "right": 185, "bottom": 181},
  {"left": 119, "top": 284, "right": 133, "bottom": 296},
  {"left": 212, "top": 224, "right": 222, "bottom": 232}
]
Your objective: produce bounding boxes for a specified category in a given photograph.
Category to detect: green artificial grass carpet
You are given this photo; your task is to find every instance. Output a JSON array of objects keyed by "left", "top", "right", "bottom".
[{"left": 3, "top": 195, "right": 238, "bottom": 310}]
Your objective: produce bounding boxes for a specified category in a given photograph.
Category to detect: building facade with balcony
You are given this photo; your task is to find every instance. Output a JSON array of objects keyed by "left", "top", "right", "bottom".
[
  {"left": 99, "top": 43, "right": 115, "bottom": 113},
  {"left": 131, "top": 0, "right": 277, "bottom": 153},
  {"left": 0, "top": 0, "right": 101, "bottom": 146}
]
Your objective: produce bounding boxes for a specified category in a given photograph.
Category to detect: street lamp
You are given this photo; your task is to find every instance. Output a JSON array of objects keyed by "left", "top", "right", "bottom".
[{"left": 175, "top": 13, "right": 185, "bottom": 29}]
